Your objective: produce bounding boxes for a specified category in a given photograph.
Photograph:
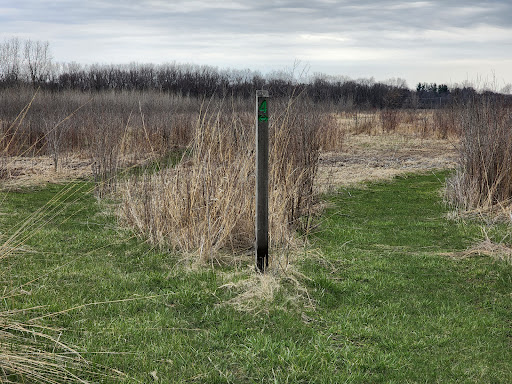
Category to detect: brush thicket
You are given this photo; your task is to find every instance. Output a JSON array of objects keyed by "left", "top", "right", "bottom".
[
  {"left": 119, "top": 96, "right": 323, "bottom": 264},
  {"left": 379, "top": 108, "right": 401, "bottom": 133},
  {"left": 316, "top": 113, "right": 344, "bottom": 151},
  {"left": 0, "top": 88, "right": 198, "bottom": 194},
  {"left": 446, "top": 95, "right": 512, "bottom": 210}
]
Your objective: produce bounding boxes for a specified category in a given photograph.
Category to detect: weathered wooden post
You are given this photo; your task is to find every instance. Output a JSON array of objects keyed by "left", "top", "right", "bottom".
[{"left": 255, "top": 90, "right": 269, "bottom": 273}]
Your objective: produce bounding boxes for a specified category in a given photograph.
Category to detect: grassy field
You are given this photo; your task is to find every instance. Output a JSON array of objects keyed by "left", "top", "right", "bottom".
[{"left": 2, "top": 171, "right": 512, "bottom": 383}]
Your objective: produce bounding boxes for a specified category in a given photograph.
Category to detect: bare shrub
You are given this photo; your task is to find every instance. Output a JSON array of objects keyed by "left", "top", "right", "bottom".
[
  {"left": 0, "top": 157, "right": 7, "bottom": 180},
  {"left": 90, "top": 116, "right": 126, "bottom": 196},
  {"left": 446, "top": 95, "right": 512, "bottom": 209},
  {"left": 0, "top": 88, "right": 199, "bottom": 158},
  {"left": 118, "top": 96, "right": 322, "bottom": 264},
  {"left": 379, "top": 108, "right": 401, "bottom": 133},
  {"left": 0, "top": 88, "right": 202, "bottom": 194},
  {"left": 432, "top": 107, "right": 460, "bottom": 139},
  {"left": 402, "top": 109, "right": 419, "bottom": 125}
]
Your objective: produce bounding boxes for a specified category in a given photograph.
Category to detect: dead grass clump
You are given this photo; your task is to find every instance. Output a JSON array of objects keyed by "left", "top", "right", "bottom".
[
  {"left": 432, "top": 107, "right": 460, "bottom": 139},
  {"left": 119, "top": 96, "right": 322, "bottom": 264},
  {"left": 446, "top": 95, "right": 512, "bottom": 210},
  {"left": 218, "top": 261, "right": 314, "bottom": 313},
  {"left": 0, "top": 155, "right": 8, "bottom": 180},
  {"left": 219, "top": 269, "right": 282, "bottom": 313},
  {"left": 444, "top": 238, "right": 512, "bottom": 265}
]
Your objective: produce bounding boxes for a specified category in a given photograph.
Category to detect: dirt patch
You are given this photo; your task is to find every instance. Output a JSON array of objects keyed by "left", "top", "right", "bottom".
[
  {"left": 316, "top": 133, "right": 458, "bottom": 193},
  {"left": 0, "top": 155, "right": 94, "bottom": 189},
  {"left": 0, "top": 153, "right": 156, "bottom": 189},
  {"left": 2, "top": 133, "right": 458, "bottom": 192}
]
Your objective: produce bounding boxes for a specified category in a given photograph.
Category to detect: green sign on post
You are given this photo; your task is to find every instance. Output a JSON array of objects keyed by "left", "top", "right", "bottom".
[
  {"left": 256, "top": 90, "right": 269, "bottom": 273},
  {"left": 258, "top": 99, "right": 268, "bottom": 121}
]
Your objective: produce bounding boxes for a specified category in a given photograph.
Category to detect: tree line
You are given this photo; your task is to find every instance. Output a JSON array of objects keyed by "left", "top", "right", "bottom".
[{"left": 1, "top": 37, "right": 509, "bottom": 109}]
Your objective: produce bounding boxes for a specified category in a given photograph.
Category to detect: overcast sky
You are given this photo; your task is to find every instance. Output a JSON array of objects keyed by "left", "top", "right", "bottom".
[{"left": 1, "top": 0, "right": 511, "bottom": 90}]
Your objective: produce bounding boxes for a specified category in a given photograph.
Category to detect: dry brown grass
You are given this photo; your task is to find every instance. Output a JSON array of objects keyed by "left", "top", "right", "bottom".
[
  {"left": 0, "top": 311, "right": 89, "bottom": 383},
  {"left": 218, "top": 260, "right": 315, "bottom": 313},
  {"left": 380, "top": 108, "right": 401, "bottom": 133},
  {"left": 316, "top": 113, "right": 345, "bottom": 151},
  {"left": 442, "top": 237, "right": 512, "bottom": 265},
  {"left": 0, "top": 89, "right": 199, "bottom": 194},
  {"left": 335, "top": 112, "right": 377, "bottom": 135},
  {"left": 446, "top": 95, "right": 512, "bottom": 210},
  {"left": 316, "top": 128, "right": 458, "bottom": 193},
  {"left": 118, "top": 96, "right": 324, "bottom": 265},
  {"left": 334, "top": 108, "right": 461, "bottom": 139}
]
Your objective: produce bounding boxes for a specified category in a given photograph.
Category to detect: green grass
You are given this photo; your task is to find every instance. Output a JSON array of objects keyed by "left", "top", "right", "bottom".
[{"left": 1, "top": 171, "right": 511, "bottom": 383}]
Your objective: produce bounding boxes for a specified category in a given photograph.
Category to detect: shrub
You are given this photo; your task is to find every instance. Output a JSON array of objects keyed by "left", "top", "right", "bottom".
[
  {"left": 118, "top": 96, "right": 323, "bottom": 264},
  {"left": 379, "top": 108, "right": 401, "bottom": 133},
  {"left": 446, "top": 95, "right": 512, "bottom": 209}
]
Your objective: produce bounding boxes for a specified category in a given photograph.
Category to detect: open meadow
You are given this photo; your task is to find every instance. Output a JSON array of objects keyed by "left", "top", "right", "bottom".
[{"left": 1, "top": 88, "right": 512, "bottom": 383}]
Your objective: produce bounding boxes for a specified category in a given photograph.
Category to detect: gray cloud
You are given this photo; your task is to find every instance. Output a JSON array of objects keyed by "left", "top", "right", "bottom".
[{"left": 1, "top": 0, "right": 512, "bottom": 87}]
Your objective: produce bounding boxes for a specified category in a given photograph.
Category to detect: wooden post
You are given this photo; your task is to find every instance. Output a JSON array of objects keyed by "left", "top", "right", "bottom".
[{"left": 255, "top": 90, "right": 269, "bottom": 273}]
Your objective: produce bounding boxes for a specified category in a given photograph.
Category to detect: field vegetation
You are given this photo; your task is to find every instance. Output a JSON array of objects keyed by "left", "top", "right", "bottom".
[{"left": 1, "top": 38, "right": 512, "bottom": 383}]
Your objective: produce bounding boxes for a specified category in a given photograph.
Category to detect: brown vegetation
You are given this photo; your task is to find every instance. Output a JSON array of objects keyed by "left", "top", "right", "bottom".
[
  {"left": 0, "top": 88, "right": 198, "bottom": 192},
  {"left": 118, "top": 97, "right": 323, "bottom": 264},
  {"left": 446, "top": 95, "right": 512, "bottom": 210}
]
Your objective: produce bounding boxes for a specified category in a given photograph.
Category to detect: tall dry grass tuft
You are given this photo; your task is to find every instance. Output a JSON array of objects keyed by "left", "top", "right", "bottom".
[
  {"left": 119, "top": 96, "right": 323, "bottom": 264},
  {"left": 432, "top": 107, "right": 460, "bottom": 139},
  {"left": 446, "top": 95, "right": 512, "bottom": 210},
  {"left": 350, "top": 111, "right": 377, "bottom": 135}
]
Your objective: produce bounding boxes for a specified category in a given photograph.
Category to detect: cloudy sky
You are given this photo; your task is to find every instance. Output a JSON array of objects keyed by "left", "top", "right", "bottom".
[{"left": 1, "top": 0, "right": 511, "bottom": 89}]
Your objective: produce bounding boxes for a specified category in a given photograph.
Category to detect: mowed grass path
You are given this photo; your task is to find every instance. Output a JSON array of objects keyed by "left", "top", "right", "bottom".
[
  {"left": 1, "top": 172, "right": 511, "bottom": 383},
  {"left": 307, "top": 172, "right": 512, "bottom": 383}
]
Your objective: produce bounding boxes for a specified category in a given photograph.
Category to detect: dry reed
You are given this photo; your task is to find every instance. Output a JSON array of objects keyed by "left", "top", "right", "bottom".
[
  {"left": 316, "top": 113, "right": 344, "bottom": 151},
  {"left": 118, "top": 96, "right": 324, "bottom": 265},
  {"left": 446, "top": 95, "right": 512, "bottom": 210}
]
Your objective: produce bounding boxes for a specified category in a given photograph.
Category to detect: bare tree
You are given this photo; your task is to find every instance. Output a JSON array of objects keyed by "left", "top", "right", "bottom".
[
  {"left": 23, "top": 39, "right": 52, "bottom": 86},
  {"left": 0, "top": 37, "right": 22, "bottom": 83}
]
